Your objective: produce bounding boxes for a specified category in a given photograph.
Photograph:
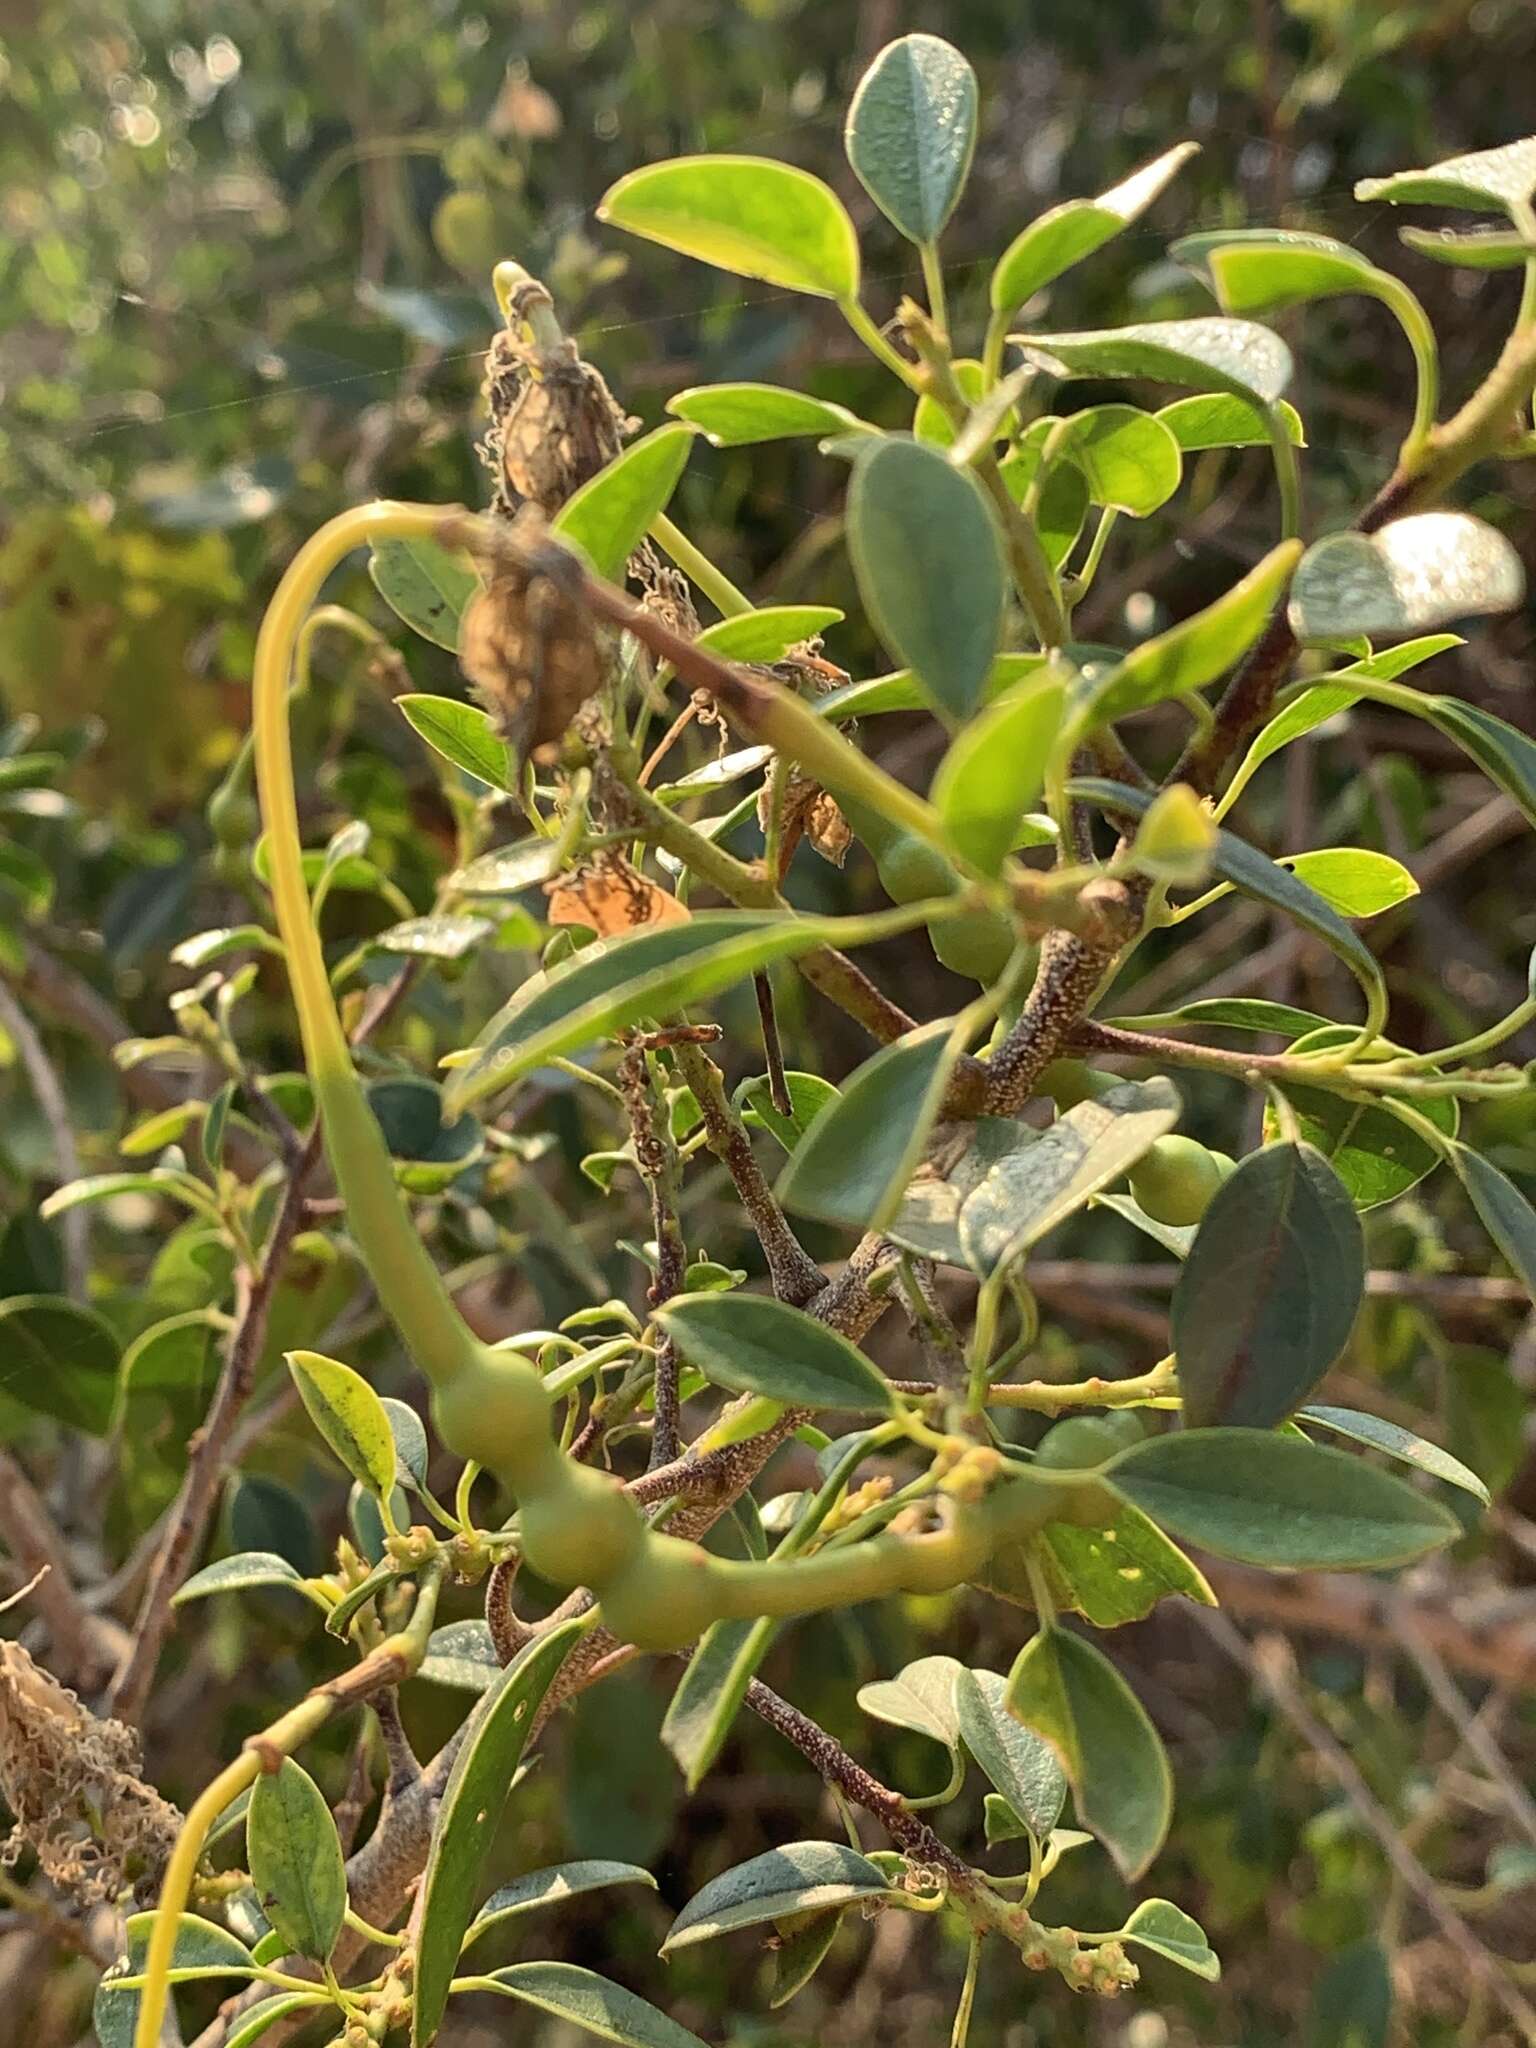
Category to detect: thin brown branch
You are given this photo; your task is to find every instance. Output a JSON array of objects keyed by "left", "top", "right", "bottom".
[
  {"left": 0, "top": 980, "right": 87, "bottom": 1300},
  {"left": 0, "top": 1452, "right": 124, "bottom": 1690},
  {"left": 1197, "top": 1608, "right": 1536, "bottom": 2039},
  {"left": 672, "top": 1041, "right": 824, "bottom": 1307}
]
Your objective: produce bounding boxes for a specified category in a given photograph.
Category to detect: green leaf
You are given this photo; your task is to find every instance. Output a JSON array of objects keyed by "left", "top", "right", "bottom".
[
  {"left": 95, "top": 1914, "right": 256, "bottom": 2048},
  {"left": 369, "top": 537, "right": 480, "bottom": 652},
  {"left": 769, "top": 1909, "right": 843, "bottom": 2007},
  {"left": 222, "top": 1996, "right": 330, "bottom": 2048},
  {"left": 412, "top": 1618, "right": 585, "bottom": 2047},
  {"left": 1399, "top": 224, "right": 1536, "bottom": 269},
  {"left": 1157, "top": 393, "right": 1306, "bottom": 450},
  {"left": 397, "top": 693, "right": 514, "bottom": 792},
  {"left": 1016, "top": 317, "right": 1293, "bottom": 405},
  {"left": 955, "top": 1666, "right": 1068, "bottom": 1838},
  {"left": 1451, "top": 1144, "right": 1536, "bottom": 1305},
  {"left": 1174, "top": 1141, "right": 1363, "bottom": 1429},
  {"left": 1110, "top": 996, "right": 1332, "bottom": 1038},
  {"left": 1289, "top": 515, "right": 1525, "bottom": 643},
  {"left": 1409, "top": 695, "right": 1536, "bottom": 828},
  {"left": 1174, "top": 228, "right": 1400, "bottom": 316},
  {"left": 473, "top": 1963, "right": 709, "bottom": 2048},
  {"left": 172, "top": 1552, "right": 307, "bottom": 1606},
  {"left": 667, "top": 383, "right": 872, "bottom": 447},
  {"left": 598, "top": 156, "right": 860, "bottom": 300},
  {"left": 41, "top": 1169, "right": 218, "bottom": 1222},
  {"left": 382, "top": 1396, "right": 430, "bottom": 1489},
  {"left": 1075, "top": 540, "right": 1301, "bottom": 726},
  {"left": 247, "top": 1758, "right": 347, "bottom": 1962},
  {"left": 857, "top": 1654, "right": 964, "bottom": 1764},
  {"left": 818, "top": 651, "right": 1050, "bottom": 722},
  {"left": 286, "top": 1348, "right": 398, "bottom": 1498},
  {"left": 1356, "top": 137, "right": 1536, "bottom": 217},
  {"left": 550, "top": 424, "right": 695, "bottom": 581},
  {"left": 450, "top": 840, "right": 560, "bottom": 894},
  {"left": 776, "top": 1017, "right": 970, "bottom": 1232},
  {"left": 662, "top": 1842, "right": 889, "bottom": 1953},
  {"left": 1004, "top": 1629, "right": 1171, "bottom": 1880},
  {"left": 0, "top": 1294, "right": 119, "bottom": 1434},
  {"left": 1054, "top": 405, "right": 1183, "bottom": 517},
  {"left": 1106, "top": 1429, "right": 1461, "bottom": 1569},
  {"left": 989, "top": 143, "right": 1199, "bottom": 315},
  {"left": 662, "top": 1615, "right": 776, "bottom": 1789},
  {"left": 1071, "top": 780, "right": 1388, "bottom": 1015},
  {"left": 1262, "top": 1029, "right": 1456, "bottom": 1209},
  {"left": 1299, "top": 1406, "right": 1489, "bottom": 1507},
  {"left": 366, "top": 1075, "right": 484, "bottom": 1192},
  {"left": 1034, "top": 1499, "right": 1216, "bottom": 1628},
  {"left": 958, "top": 1077, "right": 1182, "bottom": 1277},
  {"left": 693, "top": 606, "right": 846, "bottom": 660},
  {"left": 464, "top": 1864, "right": 658, "bottom": 1948},
  {"left": 931, "top": 670, "right": 1067, "bottom": 876},
  {"left": 845, "top": 34, "right": 977, "bottom": 244},
  {"left": 375, "top": 913, "right": 494, "bottom": 960},
  {"left": 1283, "top": 848, "right": 1418, "bottom": 918},
  {"left": 846, "top": 437, "right": 1005, "bottom": 723},
  {"left": 887, "top": 1114, "right": 1039, "bottom": 1266},
  {"left": 169, "top": 924, "right": 283, "bottom": 969},
  {"left": 655, "top": 1291, "right": 896, "bottom": 1415},
  {"left": 1116, "top": 1898, "right": 1221, "bottom": 1981},
  {"left": 443, "top": 907, "right": 927, "bottom": 1115},
  {"left": 417, "top": 1619, "right": 501, "bottom": 1692}
]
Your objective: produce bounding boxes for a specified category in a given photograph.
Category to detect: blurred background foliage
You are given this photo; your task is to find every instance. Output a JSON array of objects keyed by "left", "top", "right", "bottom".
[{"left": 2, "top": 3, "right": 1536, "bottom": 2045}]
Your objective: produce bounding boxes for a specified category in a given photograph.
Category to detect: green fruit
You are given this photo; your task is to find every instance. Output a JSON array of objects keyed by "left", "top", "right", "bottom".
[
  {"left": 876, "top": 833, "right": 959, "bottom": 906},
  {"left": 1040, "top": 1061, "right": 1119, "bottom": 1109},
  {"left": 1129, "top": 1134, "right": 1225, "bottom": 1227},
  {"left": 432, "top": 190, "right": 502, "bottom": 275},
  {"left": 930, "top": 906, "right": 1016, "bottom": 983},
  {"left": 1035, "top": 1415, "right": 1127, "bottom": 1471},
  {"left": 1208, "top": 1150, "right": 1238, "bottom": 1181}
]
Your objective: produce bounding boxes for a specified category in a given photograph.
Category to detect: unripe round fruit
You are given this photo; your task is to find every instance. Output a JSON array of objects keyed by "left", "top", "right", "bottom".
[
  {"left": 518, "top": 1458, "right": 642, "bottom": 1590},
  {"left": 432, "top": 1348, "right": 553, "bottom": 1484},
  {"left": 1129, "top": 1134, "right": 1225, "bottom": 1227},
  {"left": 1035, "top": 1415, "right": 1128, "bottom": 1471},
  {"left": 432, "top": 190, "right": 501, "bottom": 275},
  {"left": 1208, "top": 1150, "right": 1238, "bottom": 1181},
  {"left": 599, "top": 1533, "right": 722, "bottom": 1651},
  {"left": 876, "top": 834, "right": 958, "bottom": 906},
  {"left": 930, "top": 906, "right": 1017, "bottom": 983},
  {"left": 1095, "top": 1409, "right": 1146, "bottom": 1451}
]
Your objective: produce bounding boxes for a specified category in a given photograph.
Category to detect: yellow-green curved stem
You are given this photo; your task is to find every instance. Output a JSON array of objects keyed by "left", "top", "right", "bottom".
[{"left": 251, "top": 501, "right": 491, "bottom": 1394}]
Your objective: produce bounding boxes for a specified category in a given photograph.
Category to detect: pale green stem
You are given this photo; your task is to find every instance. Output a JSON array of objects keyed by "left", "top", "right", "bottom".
[
  {"left": 920, "top": 241, "right": 949, "bottom": 335},
  {"left": 838, "top": 296, "right": 925, "bottom": 391},
  {"left": 649, "top": 511, "right": 752, "bottom": 618}
]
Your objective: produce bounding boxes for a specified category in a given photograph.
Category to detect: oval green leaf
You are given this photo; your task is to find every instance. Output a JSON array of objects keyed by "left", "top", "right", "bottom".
[
  {"left": 369, "top": 537, "right": 480, "bottom": 652},
  {"left": 464, "top": 1864, "right": 658, "bottom": 1948},
  {"left": 1283, "top": 848, "right": 1418, "bottom": 918},
  {"left": 661, "top": 1615, "right": 776, "bottom": 1791},
  {"left": 172, "top": 1552, "right": 307, "bottom": 1607},
  {"left": 959, "top": 1077, "right": 1182, "bottom": 1277},
  {"left": 1116, "top": 1898, "right": 1221, "bottom": 1981},
  {"left": 1106, "top": 1428, "right": 1461, "bottom": 1569},
  {"left": 1356, "top": 137, "right": 1536, "bottom": 217},
  {"left": 990, "top": 143, "right": 1200, "bottom": 315},
  {"left": 955, "top": 1666, "right": 1068, "bottom": 1839},
  {"left": 1174, "top": 1140, "right": 1363, "bottom": 1429},
  {"left": 473, "top": 1963, "right": 709, "bottom": 2048},
  {"left": 662, "top": 1841, "right": 889, "bottom": 1953},
  {"left": 857, "top": 1653, "right": 965, "bottom": 1758},
  {"left": 1054, "top": 405, "right": 1183, "bottom": 517},
  {"left": 667, "top": 382, "right": 873, "bottom": 447},
  {"left": 550, "top": 424, "right": 695, "bottom": 582},
  {"left": 1289, "top": 515, "right": 1525, "bottom": 644},
  {"left": 598, "top": 156, "right": 860, "bottom": 300},
  {"left": 397, "top": 693, "right": 515, "bottom": 792},
  {"left": 1158, "top": 393, "right": 1306, "bottom": 450},
  {"left": 1451, "top": 1143, "right": 1536, "bottom": 1306},
  {"left": 286, "top": 1348, "right": 398, "bottom": 1498},
  {"left": 692, "top": 605, "right": 845, "bottom": 661},
  {"left": 931, "top": 670, "right": 1067, "bottom": 876},
  {"left": 1004, "top": 1628, "right": 1171, "bottom": 1880},
  {"left": 776, "top": 1016, "right": 970, "bottom": 1232},
  {"left": 442, "top": 906, "right": 933, "bottom": 1115},
  {"left": 847, "top": 436, "right": 1005, "bottom": 724},
  {"left": 1016, "top": 317, "right": 1293, "bottom": 405},
  {"left": 247, "top": 1758, "right": 347, "bottom": 1962},
  {"left": 655, "top": 1291, "right": 896, "bottom": 1415},
  {"left": 95, "top": 1914, "right": 256, "bottom": 2048},
  {"left": 845, "top": 34, "right": 978, "bottom": 244},
  {"left": 1299, "top": 1405, "right": 1490, "bottom": 1506},
  {"left": 0, "top": 1294, "right": 120, "bottom": 1435},
  {"left": 412, "top": 1617, "right": 586, "bottom": 2047}
]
